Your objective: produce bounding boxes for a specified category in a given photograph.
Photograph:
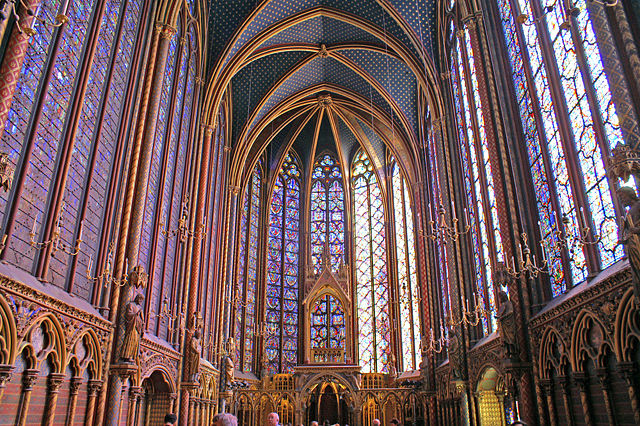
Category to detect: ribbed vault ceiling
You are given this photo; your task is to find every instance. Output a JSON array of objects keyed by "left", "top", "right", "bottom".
[{"left": 205, "top": 0, "right": 439, "bottom": 187}]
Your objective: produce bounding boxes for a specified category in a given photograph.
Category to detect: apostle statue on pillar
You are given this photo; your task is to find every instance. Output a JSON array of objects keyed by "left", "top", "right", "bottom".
[
  {"left": 187, "top": 329, "right": 202, "bottom": 382},
  {"left": 496, "top": 290, "right": 518, "bottom": 361},
  {"left": 618, "top": 186, "right": 640, "bottom": 298},
  {"left": 120, "top": 294, "right": 144, "bottom": 362}
]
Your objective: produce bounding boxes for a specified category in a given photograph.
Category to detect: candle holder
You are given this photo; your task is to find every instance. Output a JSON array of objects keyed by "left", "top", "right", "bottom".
[
  {"left": 506, "top": 232, "right": 550, "bottom": 279},
  {"left": 423, "top": 202, "right": 471, "bottom": 243},
  {"left": 422, "top": 320, "right": 449, "bottom": 354},
  {"left": 30, "top": 202, "right": 83, "bottom": 256},
  {"left": 446, "top": 293, "right": 490, "bottom": 329},
  {"left": 161, "top": 200, "right": 191, "bottom": 244}
]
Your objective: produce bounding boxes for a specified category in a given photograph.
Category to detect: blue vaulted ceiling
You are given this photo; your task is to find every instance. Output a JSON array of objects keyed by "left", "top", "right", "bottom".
[{"left": 206, "top": 0, "right": 437, "bottom": 178}]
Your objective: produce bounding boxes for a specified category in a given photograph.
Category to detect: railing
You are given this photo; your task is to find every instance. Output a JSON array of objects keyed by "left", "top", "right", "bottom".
[{"left": 311, "top": 347, "right": 346, "bottom": 364}]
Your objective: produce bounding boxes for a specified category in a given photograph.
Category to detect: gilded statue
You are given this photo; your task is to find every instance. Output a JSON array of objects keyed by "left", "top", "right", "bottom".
[
  {"left": 187, "top": 329, "right": 202, "bottom": 382},
  {"left": 223, "top": 353, "right": 235, "bottom": 389},
  {"left": 120, "top": 294, "right": 144, "bottom": 362},
  {"left": 618, "top": 186, "right": 640, "bottom": 295},
  {"left": 448, "top": 329, "right": 463, "bottom": 380},
  {"left": 496, "top": 290, "right": 518, "bottom": 360}
]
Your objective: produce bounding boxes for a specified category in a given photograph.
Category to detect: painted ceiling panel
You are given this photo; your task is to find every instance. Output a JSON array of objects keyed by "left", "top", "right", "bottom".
[
  {"left": 356, "top": 116, "right": 387, "bottom": 170},
  {"left": 336, "top": 113, "right": 360, "bottom": 162},
  {"left": 338, "top": 48, "right": 417, "bottom": 133},
  {"left": 255, "top": 16, "right": 380, "bottom": 51},
  {"left": 231, "top": 51, "right": 310, "bottom": 141},
  {"left": 386, "top": 0, "right": 437, "bottom": 56}
]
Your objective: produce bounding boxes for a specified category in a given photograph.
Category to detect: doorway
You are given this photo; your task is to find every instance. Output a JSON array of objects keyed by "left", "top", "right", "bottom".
[{"left": 306, "top": 381, "right": 350, "bottom": 425}]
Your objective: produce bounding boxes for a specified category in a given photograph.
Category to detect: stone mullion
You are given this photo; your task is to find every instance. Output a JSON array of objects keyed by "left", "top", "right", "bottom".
[
  {"left": 67, "top": 0, "right": 132, "bottom": 295},
  {"left": 65, "top": 376, "right": 82, "bottom": 426},
  {"left": 148, "top": 35, "right": 186, "bottom": 335},
  {"left": 0, "top": 0, "right": 42, "bottom": 136},
  {"left": 0, "top": 6, "right": 69, "bottom": 262},
  {"left": 179, "top": 124, "right": 214, "bottom": 425},
  {"left": 92, "top": 0, "right": 152, "bottom": 308},
  {"left": 36, "top": 0, "right": 110, "bottom": 280},
  {"left": 586, "top": 0, "right": 640, "bottom": 148},
  {"left": 530, "top": 0, "right": 601, "bottom": 275}
]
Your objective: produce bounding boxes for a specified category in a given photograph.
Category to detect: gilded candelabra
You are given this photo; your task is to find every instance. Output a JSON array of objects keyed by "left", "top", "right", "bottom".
[
  {"left": 446, "top": 292, "right": 490, "bottom": 329},
  {"left": 423, "top": 202, "right": 471, "bottom": 243},
  {"left": 30, "top": 202, "right": 83, "bottom": 256},
  {"left": 422, "top": 319, "right": 449, "bottom": 354}
]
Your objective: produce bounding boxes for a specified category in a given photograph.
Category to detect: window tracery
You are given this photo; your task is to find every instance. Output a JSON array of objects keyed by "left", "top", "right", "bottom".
[
  {"left": 353, "top": 149, "right": 390, "bottom": 373},
  {"left": 496, "top": 0, "right": 624, "bottom": 295},
  {"left": 265, "top": 153, "right": 300, "bottom": 374},
  {"left": 310, "top": 154, "right": 345, "bottom": 273}
]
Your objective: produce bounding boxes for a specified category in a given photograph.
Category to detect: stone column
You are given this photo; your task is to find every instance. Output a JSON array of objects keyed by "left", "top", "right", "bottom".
[
  {"left": 85, "top": 379, "right": 103, "bottom": 426},
  {"left": 43, "top": 373, "right": 65, "bottom": 426},
  {"left": 66, "top": 376, "right": 83, "bottom": 426},
  {"left": 16, "top": 369, "right": 38, "bottom": 426},
  {"left": 619, "top": 362, "right": 640, "bottom": 424},
  {"left": 572, "top": 372, "right": 593, "bottom": 426},
  {"left": 0, "top": 364, "right": 14, "bottom": 401},
  {"left": 557, "top": 376, "right": 574, "bottom": 426},
  {"left": 0, "top": 0, "right": 41, "bottom": 136},
  {"left": 541, "top": 379, "right": 557, "bottom": 426},
  {"left": 127, "top": 386, "right": 142, "bottom": 426},
  {"left": 596, "top": 368, "right": 616, "bottom": 424}
]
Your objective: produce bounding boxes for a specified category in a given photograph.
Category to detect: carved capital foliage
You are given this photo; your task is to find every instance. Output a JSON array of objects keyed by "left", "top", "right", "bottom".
[
  {"left": 0, "top": 364, "right": 13, "bottom": 387},
  {"left": 69, "top": 376, "right": 82, "bottom": 395},
  {"left": 87, "top": 379, "right": 103, "bottom": 397},
  {"left": 22, "top": 369, "right": 39, "bottom": 390},
  {"left": 159, "top": 24, "right": 177, "bottom": 40},
  {"left": 47, "top": 373, "right": 65, "bottom": 393}
]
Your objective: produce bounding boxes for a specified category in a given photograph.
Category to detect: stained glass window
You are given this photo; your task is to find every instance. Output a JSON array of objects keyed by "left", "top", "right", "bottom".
[
  {"left": 451, "top": 28, "right": 502, "bottom": 334},
  {"left": 0, "top": 0, "right": 142, "bottom": 300},
  {"left": 390, "top": 159, "right": 421, "bottom": 371},
  {"left": 310, "top": 154, "right": 345, "bottom": 273},
  {"left": 265, "top": 154, "right": 301, "bottom": 374},
  {"left": 353, "top": 150, "right": 390, "bottom": 373},
  {"left": 235, "top": 165, "right": 261, "bottom": 372},
  {"left": 310, "top": 294, "right": 346, "bottom": 350},
  {"left": 496, "top": 0, "right": 624, "bottom": 294}
]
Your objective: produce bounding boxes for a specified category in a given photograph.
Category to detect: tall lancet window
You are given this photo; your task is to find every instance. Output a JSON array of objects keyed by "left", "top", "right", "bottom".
[
  {"left": 496, "top": 0, "right": 624, "bottom": 295},
  {"left": 265, "top": 154, "right": 301, "bottom": 374},
  {"left": 353, "top": 150, "right": 390, "bottom": 373},
  {"left": 390, "top": 159, "right": 421, "bottom": 371},
  {"left": 234, "top": 165, "right": 262, "bottom": 372},
  {"left": 310, "top": 154, "right": 345, "bottom": 273},
  {"left": 451, "top": 27, "right": 504, "bottom": 334}
]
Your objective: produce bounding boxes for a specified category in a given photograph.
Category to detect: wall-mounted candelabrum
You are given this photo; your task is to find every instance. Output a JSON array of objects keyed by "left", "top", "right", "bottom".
[
  {"left": 161, "top": 199, "right": 206, "bottom": 243},
  {"left": 446, "top": 291, "right": 490, "bottom": 329},
  {"left": 506, "top": 209, "right": 600, "bottom": 279},
  {"left": 85, "top": 242, "right": 129, "bottom": 288},
  {"left": 30, "top": 201, "right": 83, "bottom": 256},
  {"left": 423, "top": 201, "right": 471, "bottom": 243},
  {"left": 422, "top": 319, "right": 449, "bottom": 354}
]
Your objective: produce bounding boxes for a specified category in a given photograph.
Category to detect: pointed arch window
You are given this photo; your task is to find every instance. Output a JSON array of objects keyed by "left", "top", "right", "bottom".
[
  {"left": 450, "top": 27, "right": 504, "bottom": 334},
  {"left": 310, "top": 294, "right": 346, "bottom": 351},
  {"left": 310, "top": 154, "right": 345, "bottom": 273},
  {"left": 265, "top": 154, "right": 301, "bottom": 374},
  {"left": 495, "top": 0, "right": 624, "bottom": 295},
  {"left": 353, "top": 150, "right": 390, "bottom": 373},
  {"left": 0, "top": 0, "right": 143, "bottom": 299},
  {"left": 389, "top": 159, "right": 421, "bottom": 371},
  {"left": 235, "top": 165, "right": 262, "bottom": 372}
]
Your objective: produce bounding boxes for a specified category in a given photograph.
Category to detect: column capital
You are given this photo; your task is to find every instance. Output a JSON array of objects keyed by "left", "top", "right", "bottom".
[
  {"left": 0, "top": 364, "right": 14, "bottom": 388},
  {"left": 156, "top": 23, "right": 177, "bottom": 40},
  {"left": 69, "top": 376, "right": 83, "bottom": 395},
  {"left": 22, "top": 369, "right": 39, "bottom": 391},
  {"left": 88, "top": 379, "right": 104, "bottom": 397},
  {"left": 47, "top": 373, "right": 65, "bottom": 393}
]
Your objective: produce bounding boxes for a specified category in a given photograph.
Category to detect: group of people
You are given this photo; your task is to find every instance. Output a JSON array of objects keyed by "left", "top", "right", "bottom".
[{"left": 164, "top": 411, "right": 401, "bottom": 425}]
